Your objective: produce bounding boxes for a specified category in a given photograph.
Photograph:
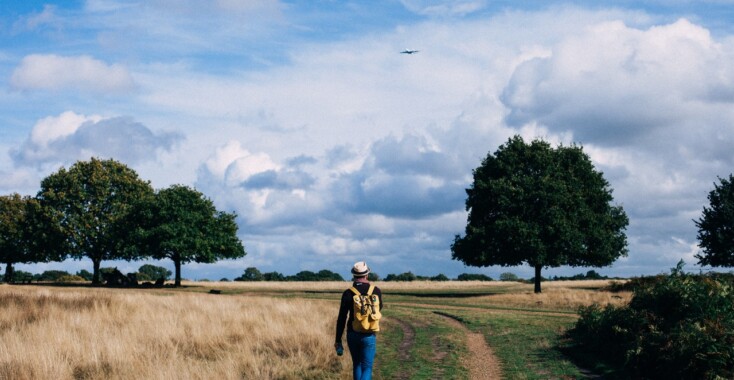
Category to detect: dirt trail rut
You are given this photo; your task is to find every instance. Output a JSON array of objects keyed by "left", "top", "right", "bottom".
[{"left": 437, "top": 313, "right": 503, "bottom": 380}]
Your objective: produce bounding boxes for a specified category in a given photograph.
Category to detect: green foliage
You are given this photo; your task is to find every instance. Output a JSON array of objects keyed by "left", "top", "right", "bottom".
[
  {"left": 696, "top": 174, "right": 734, "bottom": 267},
  {"left": 367, "top": 272, "right": 380, "bottom": 281},
  {"left": 38, "top": 158, "right": 154, "bottom": 284},
  {"left": 456, "top": 273, "right": 493, "bottom": 281},
  {"left": 499, "top": 272, "right": 519, "bottom": 281},
  {"left": 39, "top": 270, "right": 71, "bottom": 281},
  {"left": 384, "top": 272, "right": 417, "bottom": 281},
  {"left": 262, "top": 271, "right": 285, "bottom": 281},
  {"left": 128, "top": 184, "right": 245, "bottom": 286},
  {"left": 451, "top": 136, "right": 628, "bottom": 292},
  {"left": 235, "top": 267, "right": 264, "bottom": 281},
  {"left": 56, "top": 275, "right": 86, "bottom": 282},
  {"left": 431, "top": 273, "right": 450, "bottom": 281},
  {"left": 0, "top": 193, "right": 63, "bottom": 282},
  {"left": 286, "top": 270, "right": 344, "bottom": 281},
  {"left": 569, "top": 261, "right": 734, "bottom": 379},
  {"left": 138, "top": 264, "right": 171, "bottom": 281},
  {"left": 75, "top": 269, "right": 93, "bottom": 281},
  {"left": 8, "top": 270, "right": 35, "bottom": 283},
  {"left": 550, "top": 270, "right": 607, "bottom": 281}
]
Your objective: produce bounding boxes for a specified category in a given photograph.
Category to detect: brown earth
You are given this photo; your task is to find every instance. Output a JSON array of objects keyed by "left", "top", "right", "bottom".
[{"left": 437, "top": 313, "right": 503, "bottom": 379}]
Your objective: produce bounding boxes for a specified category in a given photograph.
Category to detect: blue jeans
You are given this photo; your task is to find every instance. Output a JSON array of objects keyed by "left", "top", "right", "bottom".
[{"left": 347, "top": 330, "right": 376, "bottom": 380}]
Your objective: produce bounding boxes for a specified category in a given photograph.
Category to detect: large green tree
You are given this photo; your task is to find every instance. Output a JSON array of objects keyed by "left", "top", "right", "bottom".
[
  {"left": 451, "top": 136, "right": 628, "bottom": 293},
  {"left": 0, "top": 194, "right": 63, "bottom": 283},
  {"left": 38, "top": 158, "right": 153, "bottom": 284},
  {"left": 695, "top": 174, "right": 734, "bottom": 267},
  {"left": 129, "top": 185, "right": 246, "bottom": 286}
]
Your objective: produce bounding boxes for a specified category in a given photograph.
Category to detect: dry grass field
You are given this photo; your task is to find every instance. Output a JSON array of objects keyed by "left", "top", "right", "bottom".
[
  {"left": 0, "top": 279, "right": 630, "bottom": 379},
  {"left": 0, "top": 284, "right": 349, "bottom": 380}
]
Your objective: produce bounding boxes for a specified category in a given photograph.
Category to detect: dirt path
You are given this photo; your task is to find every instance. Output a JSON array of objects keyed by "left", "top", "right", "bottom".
[
  {"left": 388, "top": 317, "right": 416, "bottom": 380},
  {"left": 437, "top": 313, "right": 503, "bottom": 380}
]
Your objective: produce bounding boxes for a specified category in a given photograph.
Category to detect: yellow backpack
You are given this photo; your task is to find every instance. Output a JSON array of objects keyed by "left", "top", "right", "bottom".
[{"left": 350, "top": 284, "right": 381, "bottom": 333}]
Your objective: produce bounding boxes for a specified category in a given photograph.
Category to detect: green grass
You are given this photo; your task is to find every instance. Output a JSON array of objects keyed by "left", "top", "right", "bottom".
[
  {"left": 461, "top": 310, "right": 583, "bottom": 379},
  {"left": 375, "top": 307, "right": 468, "bottom": 380}
]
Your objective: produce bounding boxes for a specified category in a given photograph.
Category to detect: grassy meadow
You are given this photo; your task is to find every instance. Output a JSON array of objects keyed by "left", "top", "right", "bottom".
[{"left": 0, "top": 280, "right": 630, "bottom": 379}]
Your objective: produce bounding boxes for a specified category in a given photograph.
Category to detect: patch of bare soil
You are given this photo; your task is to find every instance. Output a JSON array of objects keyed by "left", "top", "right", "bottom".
[{"left": 437, "top": 313, "right": 503, "bottom": 380}]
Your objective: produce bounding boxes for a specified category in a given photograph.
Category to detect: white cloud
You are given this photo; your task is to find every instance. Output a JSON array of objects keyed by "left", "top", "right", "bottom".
[
  {"left": 12, "top": 111, "right": 182, "bottom": 167},
  {"left": 11, "top": 54, "right": 136, "bottom": 93}
]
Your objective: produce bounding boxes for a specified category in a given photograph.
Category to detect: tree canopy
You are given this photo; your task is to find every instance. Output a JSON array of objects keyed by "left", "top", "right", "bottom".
[
  {"left": 451, "top": 136, "right": 628, "bottom": 292},
  {"left": 695, "top": 174, "right": 734, "bottom": 267},
  {"left": 0, "top": 193, "right": 63, "bottom": 282},
  {"left": 129, "top": 184, "right": 246, "bottom": 286},
  {"left": 37, "top": 158, "right": 153, "bottom": 284}
]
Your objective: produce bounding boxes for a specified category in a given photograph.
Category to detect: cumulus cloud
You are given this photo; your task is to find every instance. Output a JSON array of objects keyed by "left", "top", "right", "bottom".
[
  {"left": 327, "top": 134, "right": 467, "bottom": 219},
  {"left": 501, "top": 19, "right": 734, "bottom": 147},
  {"left": 12, "top": 111, "right": 182, "bottom": 167},
  {"left": 11, "top": 54, "right": 136, "bottom": 93}
]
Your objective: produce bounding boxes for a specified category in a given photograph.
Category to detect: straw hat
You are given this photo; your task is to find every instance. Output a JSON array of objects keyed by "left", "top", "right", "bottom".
[{"left": 351, "top": 261, "right": 370, "bottom": 277}]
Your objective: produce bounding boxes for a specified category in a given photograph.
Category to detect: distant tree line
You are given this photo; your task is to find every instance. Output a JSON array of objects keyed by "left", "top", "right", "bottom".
[
  {"left": 0, "top": 158, "right": 245, "bottom": 286},
  {"left": 233, "top": 267, "right": 502, "bottom": 282},
  {"left": 0, "top": 264, "right": 172, "bottom": 284},
  {"left": 233, "top": 267, "right": 345, "bottom": 282}
]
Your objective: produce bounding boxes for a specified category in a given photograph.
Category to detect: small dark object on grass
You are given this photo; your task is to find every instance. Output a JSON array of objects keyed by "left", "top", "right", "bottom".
[{"left": 209, "top": 289, "right": 222, "bottom": 294}]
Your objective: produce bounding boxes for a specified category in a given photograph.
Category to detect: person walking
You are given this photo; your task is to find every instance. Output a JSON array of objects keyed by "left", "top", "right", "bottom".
[{"left": 335, "top": 261, "right": 383, "bottom": 380}]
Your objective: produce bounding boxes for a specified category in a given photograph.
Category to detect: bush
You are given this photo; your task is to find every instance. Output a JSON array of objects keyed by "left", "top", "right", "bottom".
[
  {"left": 76, "top": 269, "right": 93, "bottom": 281},
  {"left": 39, "top": 270, "right": 71, "bottom": 281},
  {"left": 431, "top": 274, "right": 449, "bottom": 281},
  {"left": 568, "top": 261, "right": 734, "bottom": 379},
  {"left": 384, "top": 272, "right": 417, "bottom": 281},
  {"left": 55, "top": 275, "right": 86, "bottom": 283},
  {"left": 457, "top": 273, "right": 493, "bottom": 281},
  {"left": 499, "top": 272, "right": 519, "bottom": 281},
  {"left": 138, "top": 264, "right": 172, "bottom": 281}
]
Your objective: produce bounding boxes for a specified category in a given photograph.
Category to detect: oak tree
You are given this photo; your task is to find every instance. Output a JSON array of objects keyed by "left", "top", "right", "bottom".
[
  {"left": 38, "top": 158, "right": 153, "bottom": 284},
  {"left": 695, "top": 174, "right": 734, "bottom": 267},
  {"left": 451, "top": 136, "right": 628, "bottom": 293},
  {"left": 129, "top": 185, "right": 245, "bottom": 286},
  {"left": 0, "top": 194, "right": 63, "bottom": 282}
]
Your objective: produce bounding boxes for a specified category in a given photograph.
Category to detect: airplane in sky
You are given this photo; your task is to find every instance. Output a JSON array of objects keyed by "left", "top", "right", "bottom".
[{"left": 400, "top": 49, "right": 419, "bottom": 54}]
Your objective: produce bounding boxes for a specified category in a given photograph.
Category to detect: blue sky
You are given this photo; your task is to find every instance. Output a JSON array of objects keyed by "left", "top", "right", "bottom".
[{"left": 2, "top": 0, "right": 734, "bottom": 281}]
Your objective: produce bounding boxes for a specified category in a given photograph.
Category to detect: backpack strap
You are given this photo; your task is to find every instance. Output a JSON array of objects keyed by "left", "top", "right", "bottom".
[{"left": 349, "top": 285, "right": 375, "bottom": 296}]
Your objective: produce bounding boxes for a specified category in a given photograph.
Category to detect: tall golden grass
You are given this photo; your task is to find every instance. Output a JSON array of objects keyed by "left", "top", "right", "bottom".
[{"left": 0, "top": 285, "right": 349, "bottom": 380}]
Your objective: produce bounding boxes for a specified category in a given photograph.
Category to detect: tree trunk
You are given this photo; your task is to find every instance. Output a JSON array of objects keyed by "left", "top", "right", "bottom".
[
  {"left": 92, "top": 258, "right": 102, "bottom": 285},
  {"left": 174, "top": 256, "right": 182, "bottom": 287},
  {"left": 4, "top": 262, "right": 13, "bottom": 283},
  {"left": 534, "top": 264, "right": 542, "bottom": 293}
]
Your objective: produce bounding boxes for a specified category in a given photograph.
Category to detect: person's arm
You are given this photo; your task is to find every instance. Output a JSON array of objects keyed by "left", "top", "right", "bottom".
[{"left": 335, "top": 290, "right": 349, "bottom": 346}]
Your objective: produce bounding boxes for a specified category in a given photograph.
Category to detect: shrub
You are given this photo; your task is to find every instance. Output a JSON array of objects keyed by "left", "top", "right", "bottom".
[
  {"left": 457, "top": 273, "right": 493, "bottom": 281},
  {"left": 384, "top": 272, "right": 417, "bottom": 281},
  {"left": 75, "top": 270, "right": 93, "bottom": 281},
  {"left": 568, "top": 261, "right": 734, "bottom": 379},
  {"left": 138, "top": 264, "right": 172, "bottom": 281},
  {"left": 499, "top": 272, "right": 519, "bottom": 281},
  {"left": 431, "top": 274, "right": 449, "bottom": 281},
  {"left": 39, "top": 270, "right": 71, "bottom": 281},
  {"left": 55, "top": 275, "right": 86, "bottom": 283}
]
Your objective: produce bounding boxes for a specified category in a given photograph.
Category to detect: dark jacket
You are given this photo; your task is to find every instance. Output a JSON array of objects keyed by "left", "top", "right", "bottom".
[{"left": 335, "top": 281, "right": 383, "bottom": 342}]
